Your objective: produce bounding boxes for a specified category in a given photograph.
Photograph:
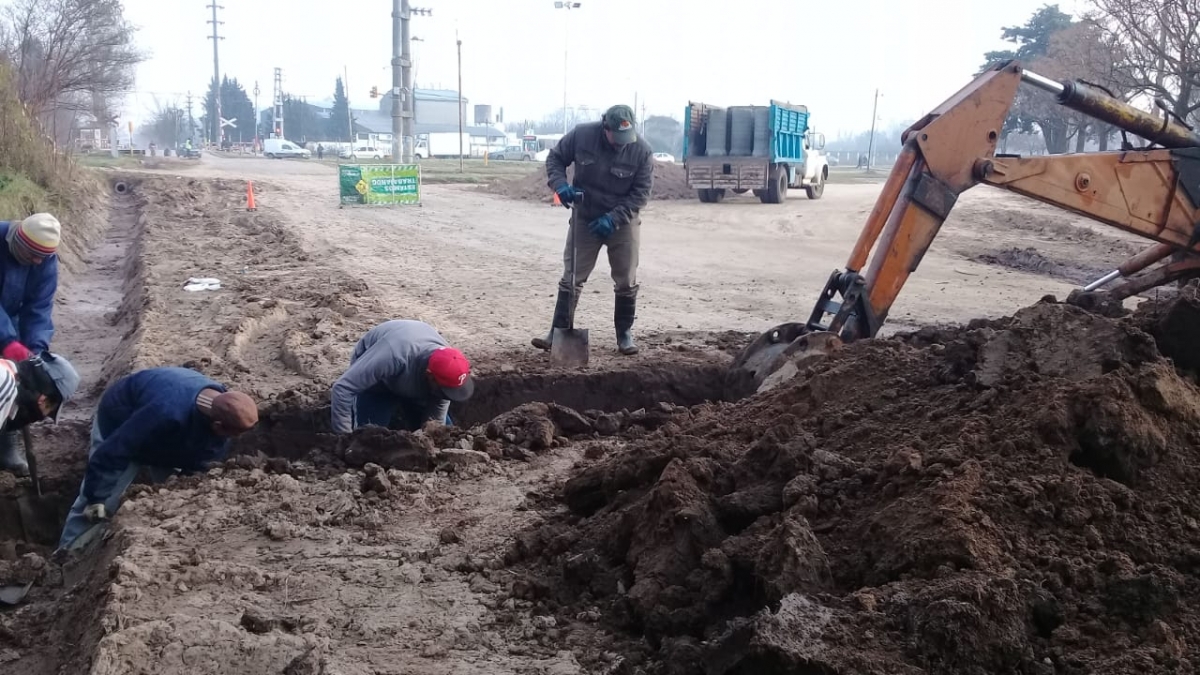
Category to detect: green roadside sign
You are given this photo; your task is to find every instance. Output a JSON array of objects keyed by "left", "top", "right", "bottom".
[{"left": 339, "top": 164, "right": 421, "bottom": 205}]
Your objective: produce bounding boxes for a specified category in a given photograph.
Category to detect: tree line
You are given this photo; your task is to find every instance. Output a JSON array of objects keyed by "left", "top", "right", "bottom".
[{"left": 983, "top": 1, "right": 1200, "bottom": 154}]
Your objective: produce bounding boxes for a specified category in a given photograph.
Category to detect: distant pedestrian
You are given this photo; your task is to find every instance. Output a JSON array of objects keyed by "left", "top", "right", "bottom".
[{"left": 317, "top": 144, "right": 325, "bottom": 160}]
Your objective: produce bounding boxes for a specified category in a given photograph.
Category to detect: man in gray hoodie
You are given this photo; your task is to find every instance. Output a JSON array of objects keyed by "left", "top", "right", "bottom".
[{"left": 330, "top": 320, "right": 475, "bottom": 434}]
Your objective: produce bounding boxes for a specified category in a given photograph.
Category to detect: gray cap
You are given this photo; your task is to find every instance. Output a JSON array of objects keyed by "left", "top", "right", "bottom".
[
  {"left": 602, "top": 105, "right": 637, "bottom": 144},
  {"left": 39, "top": 352, "right": 79, "bottom": 421}
]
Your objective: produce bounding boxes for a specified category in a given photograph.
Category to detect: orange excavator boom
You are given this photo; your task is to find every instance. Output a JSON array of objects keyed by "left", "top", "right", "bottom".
[{"left": 733, "top": 60, "right": 1200, "bottom": 388}]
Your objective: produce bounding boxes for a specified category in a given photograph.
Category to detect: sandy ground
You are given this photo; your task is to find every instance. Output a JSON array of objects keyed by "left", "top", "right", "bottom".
[
  {"left": 0, "top": 151, "right": 1162, "bottom": 674},
  {"left": 174, "top": 154, "right": 1144, "bottom": 352}
]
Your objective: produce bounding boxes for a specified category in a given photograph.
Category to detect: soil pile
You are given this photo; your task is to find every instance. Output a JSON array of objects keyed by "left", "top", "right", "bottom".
[
  {"left": 483, "top": 162, "right": 693, "bottom": 202},
  {"left": 509, "top": 297, "right": 1200, "bottom": 674}
]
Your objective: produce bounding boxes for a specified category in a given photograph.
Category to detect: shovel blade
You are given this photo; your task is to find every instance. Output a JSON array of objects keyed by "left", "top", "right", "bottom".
[{"left": 550, "top": 328, "right": 589, "bottom": 367}]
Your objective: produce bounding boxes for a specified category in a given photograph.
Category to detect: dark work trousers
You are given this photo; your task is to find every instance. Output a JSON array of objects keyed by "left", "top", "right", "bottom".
[{"left": 557, "top": 211, "right": 640, "bottom": 299}]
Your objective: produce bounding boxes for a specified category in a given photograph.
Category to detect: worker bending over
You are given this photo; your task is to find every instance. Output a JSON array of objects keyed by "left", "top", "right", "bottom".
[
  {"left": 330, "top": 320, "right": 475, "bottom": 434},
  {"left": 534, "top": 104, "right": 654, "bottom": 356},
  {"left": 0, "top": 352, "right": 78, "bottom": 432},
  {"left": 0, "top": 214, "right": 62, "bottom": 474},
  {"left": 57, "top": 367, "right": 259, "bottom": 551}
]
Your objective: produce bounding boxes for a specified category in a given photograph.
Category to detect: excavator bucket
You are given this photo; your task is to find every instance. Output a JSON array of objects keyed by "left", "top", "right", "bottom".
[{"left": 731, "top": 323, "right": 843, "bottom": 393}]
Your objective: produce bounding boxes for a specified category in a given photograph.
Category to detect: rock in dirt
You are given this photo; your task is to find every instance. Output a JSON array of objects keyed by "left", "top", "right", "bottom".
[
  {"left": 512, "top": 299, "right": 1200, "bottom": 674},
  {"left": 342, "top": 426, "right": 435, "bottom": 472},
  {"left": 434, "top": 448, "right": 491, "bottom": 469},
  {"left": 485, "top": 401, "right": 598, "bottom": 450}
]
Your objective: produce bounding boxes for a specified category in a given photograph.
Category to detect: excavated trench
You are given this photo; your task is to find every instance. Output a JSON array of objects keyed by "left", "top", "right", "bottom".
[{"left": 235, "top": 362, "right": 754, "bottom": 463}]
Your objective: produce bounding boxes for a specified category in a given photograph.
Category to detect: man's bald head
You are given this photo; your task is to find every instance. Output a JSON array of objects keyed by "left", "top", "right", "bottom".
[{"left": 210, "top": 391, "right": 258, "bottom": 436}]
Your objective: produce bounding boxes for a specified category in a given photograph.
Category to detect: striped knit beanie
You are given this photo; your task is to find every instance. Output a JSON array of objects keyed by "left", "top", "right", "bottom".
[{"left": 7, "top": 213, "right": 60, "bottom": 262}]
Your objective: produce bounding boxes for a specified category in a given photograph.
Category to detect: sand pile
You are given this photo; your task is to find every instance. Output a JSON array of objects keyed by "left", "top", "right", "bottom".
[
  {"left": 483, "top": 161, "right": 693, "bottom": 202},
  {"left": 506, "top": 294, "right": 1200, "bottom": 674}
]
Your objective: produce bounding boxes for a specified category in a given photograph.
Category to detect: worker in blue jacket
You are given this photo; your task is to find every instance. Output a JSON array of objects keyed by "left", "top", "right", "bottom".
[
  {"left": 0, "top": 213, "right": 62, "bottom": 475},
  {"left": 56, "top": 367, "right": 259, "bottom": 551}
]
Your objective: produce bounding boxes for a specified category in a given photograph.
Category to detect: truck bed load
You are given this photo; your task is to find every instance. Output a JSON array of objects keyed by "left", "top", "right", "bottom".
[{"left": 683, "top": 100, "right": 826, "bottom": 204}]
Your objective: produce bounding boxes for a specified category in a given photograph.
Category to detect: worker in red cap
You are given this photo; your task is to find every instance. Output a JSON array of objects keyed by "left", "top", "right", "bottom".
[{"left": 330, "top": 320, "right": 475, "bottom": 434}]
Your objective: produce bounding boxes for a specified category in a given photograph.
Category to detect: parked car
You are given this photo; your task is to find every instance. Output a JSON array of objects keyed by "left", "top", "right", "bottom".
[
  {"left": 653, "top": 152, "right": 676, "bottom": 163},
  {"left": 263, "top": 138, "right": 310, "bottom": 159},
  {"left": 489, "top": 145, "right": 536, "bottom": 161},
  {"left": 340, "top": 145, "right": 383, "bottom": 160}
]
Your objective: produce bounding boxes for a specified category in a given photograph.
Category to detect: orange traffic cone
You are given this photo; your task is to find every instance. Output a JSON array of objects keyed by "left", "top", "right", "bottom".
[
  {"left": 552, "top": 191, "right": 561, "bottom": 207},
  {"left": 246, "top": 181, "right": 257, "bottom": 211}
]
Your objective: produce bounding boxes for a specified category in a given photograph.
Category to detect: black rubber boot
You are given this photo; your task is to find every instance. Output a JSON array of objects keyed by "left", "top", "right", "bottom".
[
  {"left": 531, "top": 289, "right": 574, "bottom": 350},
  {"left": 0, "top": 431, "right": 28, "bottom": 477},
  {"left": 615, "top": 295, "right": 639, "bottom": 355}
]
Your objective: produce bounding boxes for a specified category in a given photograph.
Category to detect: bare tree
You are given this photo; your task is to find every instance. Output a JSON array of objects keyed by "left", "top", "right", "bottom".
[
  {"left": 0, "top": 0, "right": 144, "bottom": 122},
  {"left": 1091, "top": 0, "right": 1200, "bottom": 125},
  {"left": 140, "top": 97, "right": 186, "bottom": 148},
  {"left": 1039, "top": 20, "right": 1132, "bottom": 150}
]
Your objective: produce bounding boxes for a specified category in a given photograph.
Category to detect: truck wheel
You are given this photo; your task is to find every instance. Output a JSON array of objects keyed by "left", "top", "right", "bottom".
[
  {"left": 710, "top": 189, "right": 726, "bottom": 202},
  {"left": 763, "top": 168, "right": 787, "bottom": 204},
  {"left": 805, "top": 172, "right": 825, "bottom": 199},
  {"left": 697, "top": 189, "right": 713, "bottom": 203}
]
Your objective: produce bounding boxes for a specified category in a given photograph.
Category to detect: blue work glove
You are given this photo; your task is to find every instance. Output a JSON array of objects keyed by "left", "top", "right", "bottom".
[
  {"left": 588, "top": 214, "right": 615, "bottom": 239},
  {"left": 555, "top": 184, "right": 579, "bottom": 208}
]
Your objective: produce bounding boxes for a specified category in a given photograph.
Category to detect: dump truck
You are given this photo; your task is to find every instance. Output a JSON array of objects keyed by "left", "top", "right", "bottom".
[{"left": 683, "top": 101, "right": 828, "bottom": 204}]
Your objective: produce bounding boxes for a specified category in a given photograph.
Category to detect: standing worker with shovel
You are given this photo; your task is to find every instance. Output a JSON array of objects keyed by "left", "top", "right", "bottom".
[{"left": 532, "top": 104, "right": 654, "bottom": 357}]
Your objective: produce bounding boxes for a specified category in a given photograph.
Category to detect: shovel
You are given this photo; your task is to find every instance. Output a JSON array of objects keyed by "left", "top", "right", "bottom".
[
  {"left": 550, "top": 195, "right": 589, "bottom": 368},
  {"left": 15, "top": 427, "right": 60, "bottom": 546}
]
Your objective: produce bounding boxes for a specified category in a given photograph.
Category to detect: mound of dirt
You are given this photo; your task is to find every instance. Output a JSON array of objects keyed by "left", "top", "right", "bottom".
[
  {"left": 508, "top": 298, "right": 1200, "bottom": 674},
  {"left": 483, "top": 161, "right": 693, "bottom": 202}
]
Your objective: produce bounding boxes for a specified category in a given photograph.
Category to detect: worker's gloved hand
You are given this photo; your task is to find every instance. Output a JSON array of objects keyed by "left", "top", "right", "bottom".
[
  {"left": 588, "top": 214, "right": 615, "bottom": 239},
  {"left": 2, "top": 342, "right": 32, "bottom": 362},
  {"left": 555, "top": 184, "right": 579, "bottom": 208},
  {"left": 83, "top": 503, "right": 107, "bottom": 522}
]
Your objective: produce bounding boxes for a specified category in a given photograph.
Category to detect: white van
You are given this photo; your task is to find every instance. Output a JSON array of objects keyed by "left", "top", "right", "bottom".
[{"left": 263, "top": 139, "right": 310, "bottom": 159}]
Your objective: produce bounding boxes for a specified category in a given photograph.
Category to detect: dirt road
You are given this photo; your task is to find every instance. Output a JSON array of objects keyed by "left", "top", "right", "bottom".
[{"left": 176, "top": 154, "right": 1141, "bottom": 354}]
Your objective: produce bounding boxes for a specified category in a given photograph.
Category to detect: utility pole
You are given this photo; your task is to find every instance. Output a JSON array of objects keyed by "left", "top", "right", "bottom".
[
  {"left": 206, "top": 2, "right": 224, "bottom": 147},
  {"left": 394, "top": 1, "right": 431, "bottom": 163},
  {"left": 866, "top": 88, "right": 879, "bottom": 172},
  {"left": 252, "top": 82, "right": 260, "bottom": 153},
  {"left": 272, "top": 67, "right": 284, "bottom": 139},
  {"left": 457, "top": 34, "right": 463, "bottom": 172},
  {"left": 186, "top": 92, "right": 195, "bottom": 143},
  {"left": 553, "top": 2, "right": 582, "bottom": 134},
  {"left": 344, "top": 66, "right": 355, "bottom": 145}
]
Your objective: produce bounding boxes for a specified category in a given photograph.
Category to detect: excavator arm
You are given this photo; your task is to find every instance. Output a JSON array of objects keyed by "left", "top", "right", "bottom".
[{"left": 734, "top": 60, "right": 1200, "bottom": 389}]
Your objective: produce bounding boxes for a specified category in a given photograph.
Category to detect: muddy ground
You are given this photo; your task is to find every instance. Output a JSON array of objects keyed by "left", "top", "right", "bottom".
[{"left": 0, "top": 153, "right": 1188, "bottom": 674}]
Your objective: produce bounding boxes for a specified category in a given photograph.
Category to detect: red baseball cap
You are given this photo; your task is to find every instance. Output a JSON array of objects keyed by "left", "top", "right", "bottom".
[{"left": 427, "top": 346, "right": 475, "bottom": 402}]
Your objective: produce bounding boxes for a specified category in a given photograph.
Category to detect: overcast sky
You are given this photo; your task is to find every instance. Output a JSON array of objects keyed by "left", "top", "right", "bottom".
[{"left": 118, "top": 0, "right": 1087, "bottom": 136}]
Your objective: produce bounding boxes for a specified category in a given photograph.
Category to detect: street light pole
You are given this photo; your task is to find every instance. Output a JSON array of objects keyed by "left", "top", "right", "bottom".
[
  {"left": 457, "top": 34, "right": 464, "bottom": 172},
  {"left": 553, "top": 2, "right": 582, "bottom": 135},
  {"left": 252, "top": 82, "right": 260, "bottom": 154},
  {"left": 866, "top": 88, "right": 879, "bottom": 172}
]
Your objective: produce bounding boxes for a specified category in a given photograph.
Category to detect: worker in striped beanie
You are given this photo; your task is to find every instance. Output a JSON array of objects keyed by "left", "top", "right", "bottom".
[{"left": 0, "top": 213, "right": 61, "bottom": 475}]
